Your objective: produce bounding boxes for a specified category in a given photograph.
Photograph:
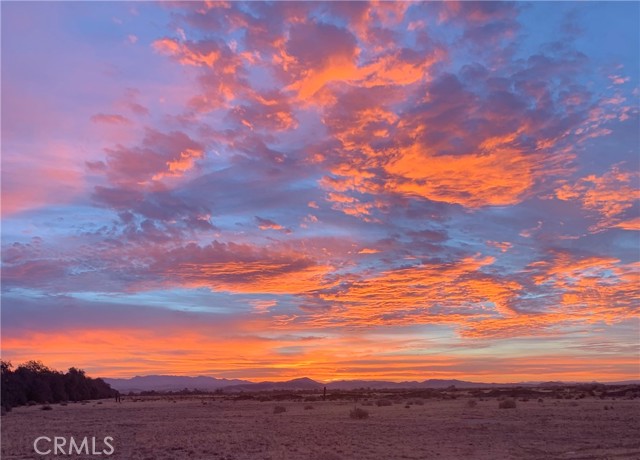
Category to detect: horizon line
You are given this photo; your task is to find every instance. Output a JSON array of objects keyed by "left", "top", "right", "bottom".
[{"left": 99, "top": 373, "right": 640, "bottom": 386}]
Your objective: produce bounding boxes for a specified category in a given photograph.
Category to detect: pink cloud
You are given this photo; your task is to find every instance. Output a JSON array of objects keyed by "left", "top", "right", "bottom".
[
  {"left": 255, "top": 216, "right": 291, "bottom": 233},
  {"left": 99, "top": 128, "right": 204, "bottom": 186},
  {"left": 90, "top": 113, "right": 131, "bottom": 125}
]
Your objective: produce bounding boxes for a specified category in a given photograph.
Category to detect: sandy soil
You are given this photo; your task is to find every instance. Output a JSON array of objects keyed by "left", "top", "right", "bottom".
[{"left": 2, "top": 396, "right": 639, "bottom": 460}]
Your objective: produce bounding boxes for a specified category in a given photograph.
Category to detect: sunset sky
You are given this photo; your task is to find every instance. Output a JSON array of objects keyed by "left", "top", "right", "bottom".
[{"left": 2, "top": 1, "right": 639, "bottom": 383}]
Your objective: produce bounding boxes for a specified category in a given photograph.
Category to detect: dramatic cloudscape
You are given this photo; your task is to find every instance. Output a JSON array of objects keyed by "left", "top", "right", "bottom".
[{"left": 2, "top": 1, "right": 638, "bottom": 382}]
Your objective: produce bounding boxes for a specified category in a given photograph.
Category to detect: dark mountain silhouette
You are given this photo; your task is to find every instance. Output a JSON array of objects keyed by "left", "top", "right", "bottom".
[
  {"left": 605, "top": 380, "right": 640, "bottom": 385},
  {"left": 101, "top": 374, "right": 640, "bottom": 393},
  {"left": 224, "top": 377, "right": 323, "bottom": 392},
  {"left": 102, "top": 375, "right": 497, "bottom": 392},
  {"left": 103, "top": 375, "right": 251, "bottom": 393}
]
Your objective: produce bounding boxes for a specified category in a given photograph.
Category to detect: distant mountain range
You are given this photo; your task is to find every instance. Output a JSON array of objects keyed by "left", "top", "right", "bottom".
[
  {"left": 103, "top": 375, "right": 251, "bottom": 392},
  {"left": 102, "top": 375, "right": 640, "bottom": 393},
  {"left": 102, "top": 375, "right": 493, "bottom": 392}
]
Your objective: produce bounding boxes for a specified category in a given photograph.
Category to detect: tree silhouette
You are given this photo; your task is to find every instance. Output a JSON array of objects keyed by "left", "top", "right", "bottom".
[{"left": 1, "top": 360, "right": 115, "bottom": 411}]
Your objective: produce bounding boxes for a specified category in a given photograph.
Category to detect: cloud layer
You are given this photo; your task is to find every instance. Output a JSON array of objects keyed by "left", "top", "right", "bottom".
[{"left": 2, "top": 1, "right": 638, "bottom": 382}]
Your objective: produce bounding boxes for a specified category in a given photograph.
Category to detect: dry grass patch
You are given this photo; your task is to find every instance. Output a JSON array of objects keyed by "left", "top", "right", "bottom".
[
  {"left": 349, "top": 407, "right": 369, "bottom": 419},
  {"left": 499, "top": 398, "right": 517, "bottom": 409}
]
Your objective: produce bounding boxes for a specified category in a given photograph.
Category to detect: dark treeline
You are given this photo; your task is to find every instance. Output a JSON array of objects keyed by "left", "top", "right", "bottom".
[{"left": 1, "top": 360, "right": 115, "bottom": 411}]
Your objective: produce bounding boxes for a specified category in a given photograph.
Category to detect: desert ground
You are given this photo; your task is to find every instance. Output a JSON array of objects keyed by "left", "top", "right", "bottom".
[{"left": 2, "top": 392, "right": 639, "bottom": 460}]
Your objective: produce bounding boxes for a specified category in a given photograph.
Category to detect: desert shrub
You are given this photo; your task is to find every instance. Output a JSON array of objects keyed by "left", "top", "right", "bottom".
[
  {"left": 569, "top": 401, "right": 579, "bottom": 407},
  {"left": 304, "top": 405, "right": 314, "bottom": 410},
  {"left": 537, "top": 398, "right": 544, "bottom": 403},
  {"left": 349, "top": 407, "right": 369, "bottom": 419},
  {"left": 404, "top": 405, "right": 410, "bottom": 409},
  {"left": 60, "top": 402, "right": 68, "bottom": 406},
  {"left": 27, "top": 400, "right": 38, "bottom": 406},
  {"left": 361, "top": 401, "right": 373, "bottom": 406},
  {"left": 41, "top": 405, "right": 53, "bottom": 411},
  {"left": 467, "top": 399, "right": 478, "bottom": 408},
  {"left": 408, "top": 398, "right": 424, "bottom": 406},
  {"left": 273, "top": 405, "right": 287, "bottom": 414},
  {"left": 376, "top": 399, "right": 392, "bottom": 407},
  {"left": 499, "top": 398, "right": 516, "bottom": 409},
  {"left": 314, "top": 452, "right": 344, "bottom": 460}
]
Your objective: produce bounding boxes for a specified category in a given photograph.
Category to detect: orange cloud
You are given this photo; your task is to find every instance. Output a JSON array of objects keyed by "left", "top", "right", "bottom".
[
  {"left": 614, "top": 217, "right": 640, "bottom": 230},
  {"left": 153, "top": 38, "right": 220, "bottom": 67},
  {"left": 146, "top": 242, "right": 336, "bottom": 295},
  {"left": 168, "top": 261, "right": 333, "bottom": 294},
  {"left": 152, "top": 148, "right": 204, "bottom": 181},
  {"left": 255, "top": 216, "right": 290, "bottom": 233},
  {"left": 385, "top": 140, "right": 537, "bottom": 207},
  {"left": 308, "top": 254, "right": 520, "bottom": 327},
  {"left": 462, "top": 252, "right": 639, "bottom": 339},
  {"left": 325, "top": 192, "right": 377, "bottom": 220},
  {"left": 555, "top": 166, "right": 640, "bottom": 231},
  {"left": 287, "top": 48, "right": 443, "bottom": 102},
  {"left": 487, "top": 241, "right": 512, "bottom": 252}
]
